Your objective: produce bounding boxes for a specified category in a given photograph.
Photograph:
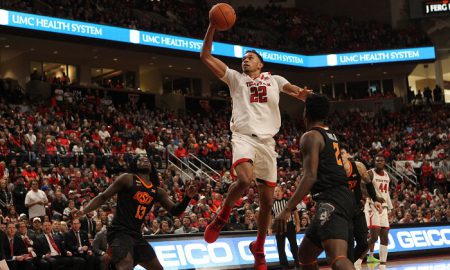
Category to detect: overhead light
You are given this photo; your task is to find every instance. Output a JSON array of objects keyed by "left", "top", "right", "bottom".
[
  {"left": 330, "top": 75, "right": 334, "bottom": 79},
  {"left": 30, "top": 48, "right": 35, "bottom": 51},
  {"left": 168, "top": 65, "right": 173, "bottom": 68},
  {"left": 4, "top": 44, "right": 10, "bottom": 48},
  {"left": 53, "top": 50, "right": 58, "bottom": 54},
  {"left": 356, "top": 73, "right": 361, "bottom": 77},
  {"left": 186, "top": 67, "right": 191, "bottom": 70},
  {"left": 383, "top": 71, "right": 387, "bottom": 74},
  {"left": 113, "top": 58, "right": 118, "bottom": 61},
  {"left": 164, "top": 77, "right": 169, "bottom": 80},
  {"left": 96, "top": 69, "right": 101, "bottom": 73}
]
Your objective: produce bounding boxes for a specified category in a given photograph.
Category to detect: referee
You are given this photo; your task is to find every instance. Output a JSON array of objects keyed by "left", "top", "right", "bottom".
[{"left": 270, "top": 186, "right": 300, "bottom": 269}]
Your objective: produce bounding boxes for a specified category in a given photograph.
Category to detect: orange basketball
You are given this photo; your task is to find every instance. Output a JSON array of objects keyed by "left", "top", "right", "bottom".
[{"left": 209, "top": 3, "right": 236, "bottom": 31}]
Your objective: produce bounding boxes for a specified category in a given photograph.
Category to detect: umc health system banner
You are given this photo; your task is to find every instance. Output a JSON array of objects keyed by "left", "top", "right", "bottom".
[
  {"left": 0, "top": 9, "right": 436, "bottom": 68},
  {"left": 136, "top": 225, "right": 450, "bottom": 270}
]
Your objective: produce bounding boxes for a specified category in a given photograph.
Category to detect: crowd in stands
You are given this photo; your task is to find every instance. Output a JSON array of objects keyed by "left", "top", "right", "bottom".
[
  {"left": 0, "top": 79, "right": 448, "bottom": 267},
  {"left": 0, "top": 0, "right": 431, "bottom": 54}
]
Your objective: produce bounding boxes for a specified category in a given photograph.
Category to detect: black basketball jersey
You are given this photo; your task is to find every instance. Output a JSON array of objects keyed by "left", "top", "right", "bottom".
[
  {"left": 110, "top": 174, "right": 158, "bottom": 236},
  {"left": 309, "top": 127, "right": 348, "bottom": 200},
  {"left": 347, "top": 161, "right": 363, "bottom": 209}
]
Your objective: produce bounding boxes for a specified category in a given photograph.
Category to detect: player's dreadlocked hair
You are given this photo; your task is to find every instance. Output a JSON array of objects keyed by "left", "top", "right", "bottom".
[
  {"left": 130, "top": 156, "right": 160, "bottom": 186},
  {"left": 305, "top": 94, "right": 330, "bottom": 122}
]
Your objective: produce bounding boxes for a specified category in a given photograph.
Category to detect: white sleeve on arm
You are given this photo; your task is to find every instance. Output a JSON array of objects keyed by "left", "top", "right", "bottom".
[
  {"left": 25, "top": 193, "right": 31, "bottom": 205},
  {"left": 220, "top": 68, "right": 240, "bottom": 88},
  {"left": 272, "top": 75, "right": 290, "bottom": 92}
]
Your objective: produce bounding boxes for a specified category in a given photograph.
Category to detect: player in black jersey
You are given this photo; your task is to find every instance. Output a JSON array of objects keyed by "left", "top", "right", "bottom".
[
  {"left": 74, "top": 156, "right": 198, "bottom": 270},
  {"left": 340, "top": 146, "right": 382, "bottom": 270},
  {"left": 273, "top": 94, "right": 355, "bottom": 270}
]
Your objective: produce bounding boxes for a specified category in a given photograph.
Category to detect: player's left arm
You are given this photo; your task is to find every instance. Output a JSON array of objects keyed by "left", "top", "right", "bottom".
[
  {"left": 273, "top": 75, "right": 312, "bottom": 101},
  {"left": 157, "top": 180, "right": 198, "bottom": 216},
  {"left": 272, "top": 131, "right": 321, "bottom": 234}
]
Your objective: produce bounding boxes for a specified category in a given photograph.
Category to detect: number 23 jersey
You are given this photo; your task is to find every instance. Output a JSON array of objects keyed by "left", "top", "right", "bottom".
[
  {"left": 221, "top": 68, "right": 289, "bottom": 139},
  {"left": 110, "top": 174, "right": 158, "bottom": 236}
]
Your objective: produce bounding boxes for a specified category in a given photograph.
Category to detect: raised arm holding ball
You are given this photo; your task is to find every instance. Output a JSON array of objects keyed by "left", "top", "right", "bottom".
[{"left": 201, "top": 3, "right": 312, "bottom": 270}]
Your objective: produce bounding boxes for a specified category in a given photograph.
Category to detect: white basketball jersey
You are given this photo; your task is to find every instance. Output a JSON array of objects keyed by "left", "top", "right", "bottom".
[
  {"left": 221, "top": 68, "right": 289, "bottom": 139},
  {"left": 370, "top": 169, "right": 393, "bottom": 209}
]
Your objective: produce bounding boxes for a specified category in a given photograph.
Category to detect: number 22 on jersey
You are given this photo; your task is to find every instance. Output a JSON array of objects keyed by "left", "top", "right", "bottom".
[{"left": 250, "top": 86, "right": 267, "bottom": 103}]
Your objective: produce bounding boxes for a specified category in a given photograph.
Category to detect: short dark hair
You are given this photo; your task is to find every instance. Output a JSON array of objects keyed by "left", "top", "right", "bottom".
[
  {"left": 244, "top": 50, "right": 264, "bottom": 64},
  {"left": 340, "top": 143, "right": 349, "bottom": 151},
  {"left": 305, "top": 94, "right": 330, "bottom": 122},
  {"left": 375, "top": 154, "right": 385, "bottom": 160}
]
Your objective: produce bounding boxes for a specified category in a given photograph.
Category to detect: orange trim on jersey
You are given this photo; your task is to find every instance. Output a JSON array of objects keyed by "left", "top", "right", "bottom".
[
  {"left": 135, "top": 175, "right": 153, "bottom": 189},
  {"left": 346, "top": 161, "right": 353, "bottom": 177}
]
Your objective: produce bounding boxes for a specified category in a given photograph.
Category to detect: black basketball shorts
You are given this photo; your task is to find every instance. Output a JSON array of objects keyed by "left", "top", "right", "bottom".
[
  {"left": 108, "top": 231, "right": 157, "bottom": 265},
  {"left": 305, "top": 200, "right": 354, "bottom": 249}
]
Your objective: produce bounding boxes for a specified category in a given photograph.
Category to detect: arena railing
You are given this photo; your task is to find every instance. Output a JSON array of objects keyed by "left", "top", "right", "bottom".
[{"left": 188, "top": 153, "right": 222, "bottom": 179}]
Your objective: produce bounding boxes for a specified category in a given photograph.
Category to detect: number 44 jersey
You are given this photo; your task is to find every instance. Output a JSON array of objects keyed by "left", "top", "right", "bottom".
[
  {"left": 110, "top": 174, "right": 158, "bottom": 237},
  {"left": 369, "top": 169, "right": 393, "bottom": 210}
]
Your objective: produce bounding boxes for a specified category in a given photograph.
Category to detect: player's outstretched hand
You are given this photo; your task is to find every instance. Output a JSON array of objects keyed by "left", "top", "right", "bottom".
[
  {"left": 185, "top": 180, "right": 199, "bottom": 199},
  {"left": 272, "top": 209, "right": 290, "bottom": 235},
  {"left": 374, "top": 201, "right": 383, "bottom": 214},
  {"left": 295, "top": 86, "right": 313, "bottom": 101}
]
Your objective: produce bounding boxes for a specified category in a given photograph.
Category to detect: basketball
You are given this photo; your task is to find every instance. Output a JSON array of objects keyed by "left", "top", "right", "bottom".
[{"left": 209, "top": 3, "right": 236, "bottom": 31}]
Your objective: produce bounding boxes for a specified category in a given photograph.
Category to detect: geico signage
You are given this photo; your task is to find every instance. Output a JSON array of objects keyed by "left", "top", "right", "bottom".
[
  {"left": 133, "top": 226, "right": 450, "bottom": 270},
  {"left": 395, "top": 228, "right": 450, "bottom": 249}
]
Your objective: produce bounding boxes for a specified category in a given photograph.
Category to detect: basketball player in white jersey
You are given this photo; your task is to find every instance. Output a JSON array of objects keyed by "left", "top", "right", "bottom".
[
  {"left": 364, "top": 155, "right": 392, "bottom": 270},
  {"left": 200, "top": 22, "right": 311, "bottom": 270}
]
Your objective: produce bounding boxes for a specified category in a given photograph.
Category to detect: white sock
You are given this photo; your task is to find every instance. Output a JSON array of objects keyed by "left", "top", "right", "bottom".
[
  {"left": 354, "top": 259, "right": 362, "bottom": 269},
  {"left": 379, "top": 244, "right": 388, "bottom": 263}
]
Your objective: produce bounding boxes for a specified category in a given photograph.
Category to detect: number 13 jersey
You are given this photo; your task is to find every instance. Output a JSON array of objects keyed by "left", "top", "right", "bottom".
[
  {"left": 110, "top": 174, "right": 158, "bottom": 237},
  {"left": 221, "top": 68, "right": 289, "bottom": 139}
]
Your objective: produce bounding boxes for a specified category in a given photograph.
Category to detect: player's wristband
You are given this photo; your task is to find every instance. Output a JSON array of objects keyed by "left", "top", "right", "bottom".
[
  {"left": 366, "top": 182, "right": 379, "bottom": 202},
  {"left": 170, "top": 195, "right": 192, "bottom": 216}
]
